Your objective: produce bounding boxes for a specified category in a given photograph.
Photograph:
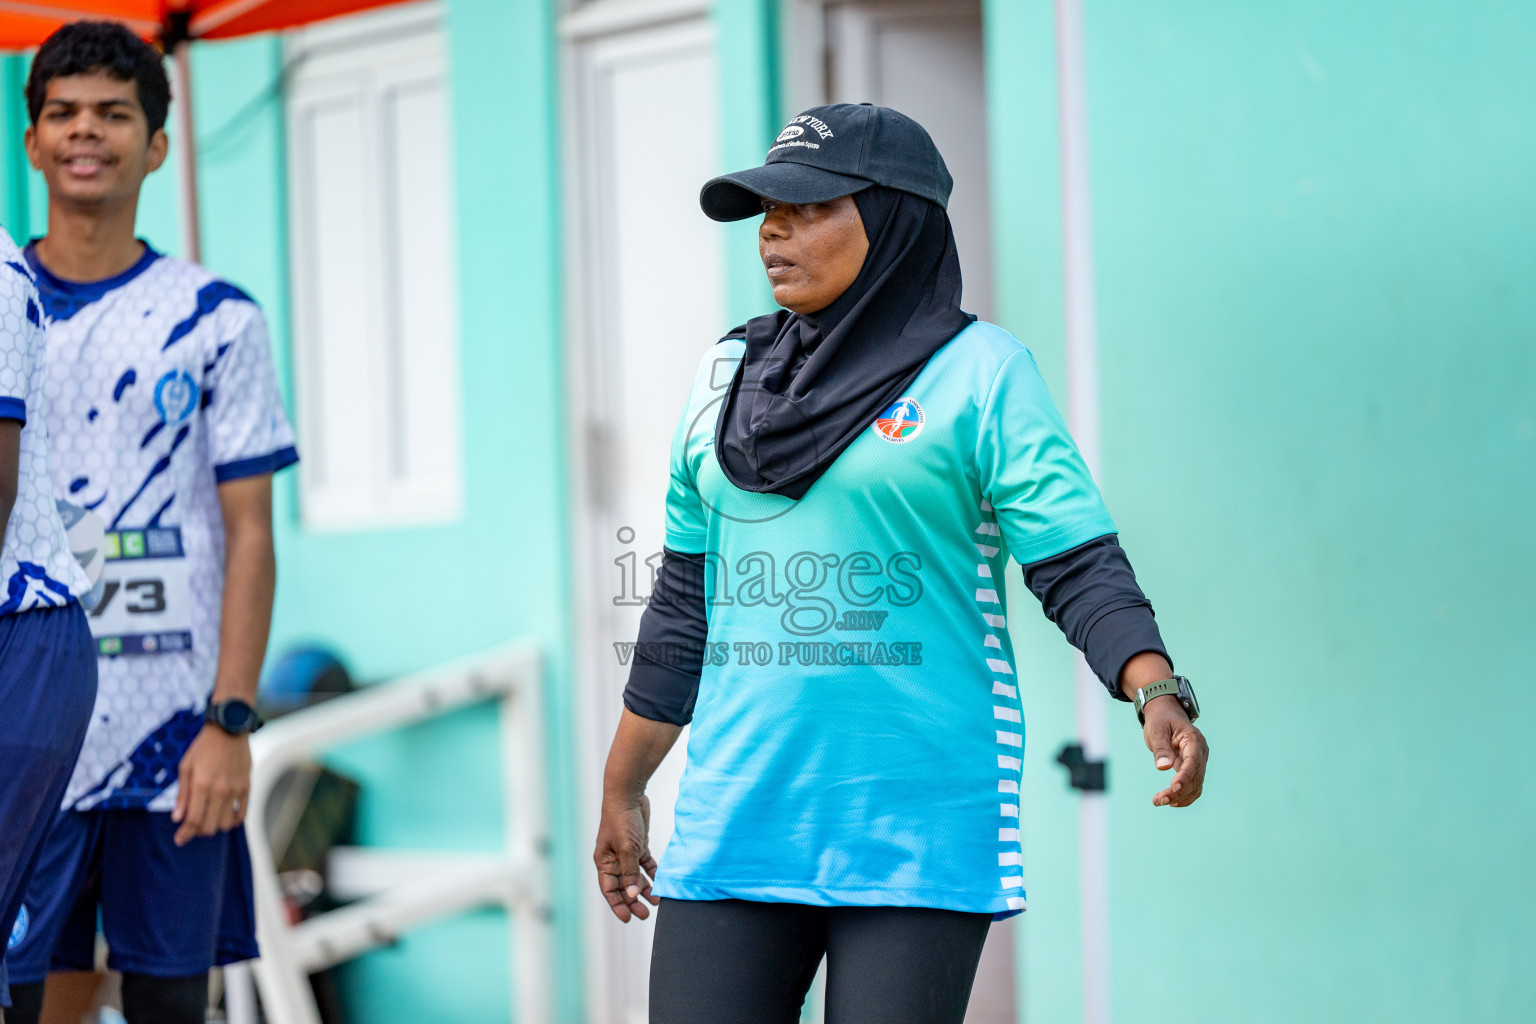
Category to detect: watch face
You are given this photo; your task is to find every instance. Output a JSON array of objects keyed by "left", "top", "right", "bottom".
[{"left": 221, "top": 701, "right": 254, "bottom": 731}]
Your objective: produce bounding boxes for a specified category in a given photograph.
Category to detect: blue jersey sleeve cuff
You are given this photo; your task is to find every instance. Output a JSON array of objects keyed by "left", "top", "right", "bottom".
[
  {"left": 0, "top": 396, "right": 25, "bottom": 424},
  {"left": 213, "top": 445, "right": 299, "bottom": 483}
]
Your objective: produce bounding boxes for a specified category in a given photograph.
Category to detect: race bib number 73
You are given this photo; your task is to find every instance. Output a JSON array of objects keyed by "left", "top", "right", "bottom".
[{"left": 88, "top": 527, "right": 194, "bottom": 657}]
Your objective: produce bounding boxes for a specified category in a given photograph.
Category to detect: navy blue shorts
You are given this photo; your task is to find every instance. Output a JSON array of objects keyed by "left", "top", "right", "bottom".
[
  {"left": 4, "top": 808, "right": 259, "bottom": 985},
  {"left": 0, "top": 603, "right": 97, "bottom": 1008},
  {"left": 5, "top": 805, "right": 260, "bottom": 986}
]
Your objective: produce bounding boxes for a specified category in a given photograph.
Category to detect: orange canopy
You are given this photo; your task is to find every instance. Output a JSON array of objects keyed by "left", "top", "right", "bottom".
[{"left": 0, "top": 0, "right": 415, "bottom": 50}]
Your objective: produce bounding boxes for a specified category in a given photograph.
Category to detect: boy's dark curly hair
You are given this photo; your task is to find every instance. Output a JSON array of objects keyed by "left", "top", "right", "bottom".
[{"left": 26, "top": 21, "right": 171, "bottom": 135}]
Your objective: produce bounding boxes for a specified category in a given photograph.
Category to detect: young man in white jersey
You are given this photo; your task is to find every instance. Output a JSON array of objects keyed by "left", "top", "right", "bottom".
[
  {"left": 6, "top": 23, "right": 298, "bottom": 1024},
  {"left": 0, "top": 233, "right": 98, "bottom": 1024}
]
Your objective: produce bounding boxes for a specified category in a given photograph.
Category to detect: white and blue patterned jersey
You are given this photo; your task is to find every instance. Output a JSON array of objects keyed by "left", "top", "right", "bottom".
[
  {"left": 1, "top": 233, "right": 90, "bottom": 617},
  {"left": 26, "top": 241, "right": 298, "bottom": 811}
]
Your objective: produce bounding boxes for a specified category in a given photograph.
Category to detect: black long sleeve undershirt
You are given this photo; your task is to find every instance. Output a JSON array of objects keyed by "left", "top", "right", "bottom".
[
  {"left": 622, "top": 549, "right": 711, "bottom": 725},
  {"left": 1019, "top": 534, "right": 1169, "bottom": 701},
  {"left": 623, "top": 534, "right": 1169, "bottom": 725}
]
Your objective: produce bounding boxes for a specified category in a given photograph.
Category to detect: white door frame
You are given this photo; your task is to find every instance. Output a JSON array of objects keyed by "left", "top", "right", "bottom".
[{"left": 558, "top": 3, "right": 715, "bottom": 1021}]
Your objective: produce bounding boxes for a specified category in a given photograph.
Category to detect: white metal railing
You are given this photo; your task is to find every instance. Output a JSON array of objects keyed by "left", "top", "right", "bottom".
[{"left": 226, "top": 640, "right": 551, "bottom": 1024}]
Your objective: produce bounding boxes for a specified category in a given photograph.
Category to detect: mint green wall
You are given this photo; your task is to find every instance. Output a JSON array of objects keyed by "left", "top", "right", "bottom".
[
  {"left": 715, "top": 0, "right": 780, "bottom": 324},
  {"left": 2, "top": 56, "right": 31, "bottom": 235},
  {"left": 985, "top": 2, "right": 1536, "bottom": 1022},
  {"left": 10, "top": 0, "right": 1532, "bottom": 1020},
  {"left": 4, "top": 2, "right": 580, "bottom": 1020}
]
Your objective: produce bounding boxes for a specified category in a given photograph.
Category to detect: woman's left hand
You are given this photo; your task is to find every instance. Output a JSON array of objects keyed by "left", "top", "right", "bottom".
[{"left": 1141, "top": 697, "right": 1209, "bottom": 807}]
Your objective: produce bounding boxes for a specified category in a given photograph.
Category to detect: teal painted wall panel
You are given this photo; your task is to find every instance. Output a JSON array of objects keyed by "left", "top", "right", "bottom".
[
  {"left": 2, "top": 56, "right": 32, "bottom": 237},
  {"left": 986, "top": 2, "right": 1536, "bottom": 1022},
  {"left": 982, "top": 5, "right": 1087, "bottom": 1021},
  {"left": 716, "top": 0, "right": 780, "bottom": 324},
  {"left": 338, "top": 907, "right": 514, "bottom": 1023}
]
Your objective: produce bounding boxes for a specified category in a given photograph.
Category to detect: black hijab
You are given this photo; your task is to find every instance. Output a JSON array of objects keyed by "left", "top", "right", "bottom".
[{"left": 714, "top": 186, "right": 974, "bottom": 499}]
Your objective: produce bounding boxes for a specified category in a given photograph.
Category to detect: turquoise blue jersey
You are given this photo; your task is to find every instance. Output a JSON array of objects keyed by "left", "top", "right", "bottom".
[{"left": 654, "top": 320, "right": 1116, "bottom": 918}]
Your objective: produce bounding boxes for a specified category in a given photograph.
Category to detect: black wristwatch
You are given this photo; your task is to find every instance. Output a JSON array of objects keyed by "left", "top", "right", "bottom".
[
  {"left": 205, "top": 698, "right": 264, "bottom": 736},
  {"left": 1134, "top": 675, "right": 1199, "bottom": 726}
]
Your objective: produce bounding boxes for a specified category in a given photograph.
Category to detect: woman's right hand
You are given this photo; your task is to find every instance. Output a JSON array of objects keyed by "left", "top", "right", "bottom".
[
  {"left": 595, "top": 709, "right": 681, "bottom": 921},
  {"left": 594, "top": 792, "right": 660, "bottom": 922}
]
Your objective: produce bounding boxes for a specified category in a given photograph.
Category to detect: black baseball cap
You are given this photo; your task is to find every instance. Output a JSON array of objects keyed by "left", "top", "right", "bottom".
[{"left": 700, "top": 103, "right": 954, "bottom": 222}]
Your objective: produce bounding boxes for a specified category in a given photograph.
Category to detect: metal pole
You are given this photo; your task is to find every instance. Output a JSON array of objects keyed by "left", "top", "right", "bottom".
[
  {"left": 1054, "top": 1, "right": 1111, "bottom": 1022},
  {"left": 170, "top": 43, "right": 201, "bottom": 263}
]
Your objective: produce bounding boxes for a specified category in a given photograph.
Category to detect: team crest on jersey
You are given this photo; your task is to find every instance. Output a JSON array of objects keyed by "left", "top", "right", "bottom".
[
  {"left": 874, "top": 397, "right": 925, "bottom": 443},
  {"left": 154, "top": 369, "right": 199, "bottom": 425}
]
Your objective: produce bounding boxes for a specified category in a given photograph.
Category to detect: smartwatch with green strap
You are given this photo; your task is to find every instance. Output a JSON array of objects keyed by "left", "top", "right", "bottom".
[{"left": 1135, "top": 675, "right": 1200, "bottom": 726}]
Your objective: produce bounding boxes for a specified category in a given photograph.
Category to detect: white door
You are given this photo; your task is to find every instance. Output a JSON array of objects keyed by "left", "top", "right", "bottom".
[
  {"left": 789, "top": 0, "right": 996, "bottom": 323},
  {"left": 563, "top": 3, "right": 725, "bottom": 1021},
  {"left": 789, "top": 4, "right": 1014, "bottom": 1022}
]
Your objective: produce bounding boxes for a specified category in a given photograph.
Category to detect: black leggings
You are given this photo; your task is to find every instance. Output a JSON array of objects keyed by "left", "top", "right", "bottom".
[
  {"left": 5, "top": 972, "right": 206, "bottom": 1024},
  {"left": 649, "top": 898, "right": 993, "bottom": 1024}
]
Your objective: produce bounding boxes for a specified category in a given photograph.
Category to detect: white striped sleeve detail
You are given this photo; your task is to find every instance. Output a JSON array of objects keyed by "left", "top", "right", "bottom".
[
  {"left": 1001, "top": 803, "right": 1019, "bottom": 818},
  {"left": 1001, "top": 875, "right": 1024, "bottom": 889},
  {"left": 975, "top": 588, "right": 1000, "bottom": 604},
  {"left": 984, "top": 634, "right": 1002, "bottom": 649},
  {"left": 996, "top": 731, "right": 1023, "bottom": 747},
  {"left": 975, "top": 522, "right": 1001, "bottom": 536},
  {"left": 993, "top": 706, "right": 1021, "bottom": 723},
  {"left": 981, "top": 499, "right": 994, "bottom": 511},
  {"left": 1006, "top": 896, "right": 1027, "bottom": 911},
  {"left": 998, "top": 827, "right": 1020, "bottom": 842},
  {"left": 998, "top": 755, "right": 1022, "bottom": 771},
  {"left": 998, "top": 852, "right": 1022, "bottom": 866},
  {"left": 975, "top": 543, "right": 1000, "bottom": 557},
  {"left": 992, "top": 682, "right": 1018, "bottom": 698},
  {"left": 999, "top": 779, "right": 1019, "bottom": 794},
  {"left": 983, "top": 613, "right": 1006, "bottom": 628},
  {"left": 977, "top": 562, "right": 992, "bottom": 578},
  {"left": 987, "top": 658, "right": 1015, "bottom": 675}
]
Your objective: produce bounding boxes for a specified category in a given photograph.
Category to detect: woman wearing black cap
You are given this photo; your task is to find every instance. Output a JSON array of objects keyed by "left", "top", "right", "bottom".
[{"left": 594, "top": 103, "right": 1209, "bottom": 1023}]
